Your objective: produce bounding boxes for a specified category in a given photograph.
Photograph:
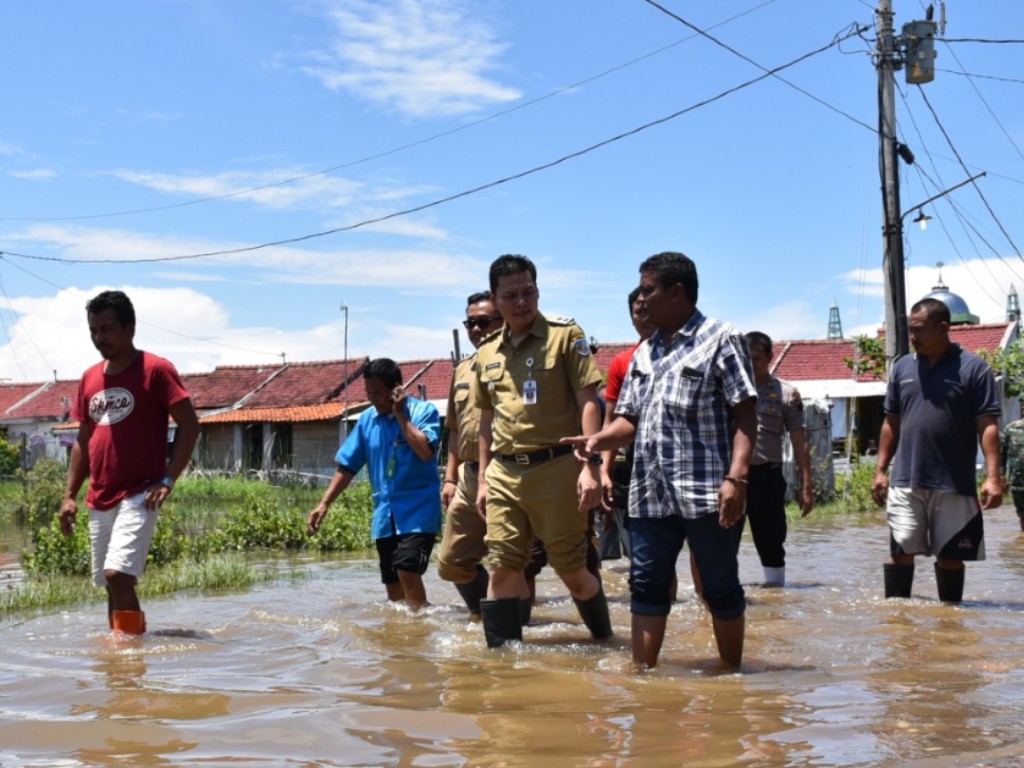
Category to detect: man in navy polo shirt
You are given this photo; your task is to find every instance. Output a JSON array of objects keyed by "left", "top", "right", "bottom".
[{"left": 871, "top": 298, "right": 1003, "bottom": 602}]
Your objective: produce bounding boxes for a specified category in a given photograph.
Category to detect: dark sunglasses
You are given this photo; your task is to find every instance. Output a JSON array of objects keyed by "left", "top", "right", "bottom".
[{"left": 463, "top": 316, "right": 501, "bottom": 330}]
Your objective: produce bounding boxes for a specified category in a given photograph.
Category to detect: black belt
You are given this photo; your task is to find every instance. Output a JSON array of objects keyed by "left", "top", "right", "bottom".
[
  {"left": 751, "top": 462, "right": 783, "bottom": 470},
  {"left": 464, "top": 460, "right": 480, "bottom": 471},
  {"left": 495, "top": 445, "right": 572, "bottom": 467}
]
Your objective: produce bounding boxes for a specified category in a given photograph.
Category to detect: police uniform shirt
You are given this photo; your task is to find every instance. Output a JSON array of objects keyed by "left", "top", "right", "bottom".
[
  {"left": 752, "top": 376, "right": 805, "bottom": 465},
  {"left": 472, "top": 313, "right": 603, "bottom": 455}
]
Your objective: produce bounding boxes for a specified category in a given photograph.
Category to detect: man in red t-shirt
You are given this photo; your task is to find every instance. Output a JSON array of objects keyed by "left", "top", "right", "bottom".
[
  {"left": 599, "top": 286, "right": 654, "bottom": 560},
  {"left": 59, "top": 291, "right": 199, "bottom": 635}
]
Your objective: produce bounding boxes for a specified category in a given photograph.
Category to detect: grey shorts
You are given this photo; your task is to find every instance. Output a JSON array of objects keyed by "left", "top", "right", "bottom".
[{"left": 887, "top": 487, "right": 985, "bottom": 561}]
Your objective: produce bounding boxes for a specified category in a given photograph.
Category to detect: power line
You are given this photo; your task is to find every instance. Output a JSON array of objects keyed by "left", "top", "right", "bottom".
[
  {"left": 0, "top": 255, "right": 285, "bottom": 361},
  {"left": 641, "top": 0, "right": 876, "bottom": 133},
  {"left": 939, "top": 38, "right": 1024, "bottom": 45},
  {"left": 917, "top": 86, "right": 1024, "bottom": 264},
  {"left": 0, "top": 0, "right": 783, "bottom": 224},
  {"left": 0, "top": 23, "right": 868, "bottom": 267},
  {"left": 935, "top": 67, "right": 1024, "bottom": 85}
]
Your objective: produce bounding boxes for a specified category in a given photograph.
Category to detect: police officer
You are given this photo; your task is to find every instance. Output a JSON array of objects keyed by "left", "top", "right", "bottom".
[
  {"left": 472, "top": 254, "right": 612, "bottom": 647},
  {"left": 740, "top": 331, "right": 814, "bottom": 587}
]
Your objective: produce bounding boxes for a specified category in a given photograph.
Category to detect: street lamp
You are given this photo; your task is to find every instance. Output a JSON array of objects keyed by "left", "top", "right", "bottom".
[{"left": 340, "top": 303, "right": 349, "bottom": 439}]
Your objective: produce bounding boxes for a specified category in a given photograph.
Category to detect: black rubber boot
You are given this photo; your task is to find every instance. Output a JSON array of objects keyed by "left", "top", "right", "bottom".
[
  {"left": 519, "top": 598, "right": 532, "bottom": 626},
  {"left": 934, "top": 562, "right": 965, "bottom": 603},
  {"left": 883, "top": 562, "right": 915, "bottom": 598},
  {"left": 480, "top": 598, "right": 522, "bottom": 648},
  {"left": 572, "top": 590, "right": 613, "bottom": 640},
  {"left": 454, "top": 565, "right": 489, "bottom": 616}
]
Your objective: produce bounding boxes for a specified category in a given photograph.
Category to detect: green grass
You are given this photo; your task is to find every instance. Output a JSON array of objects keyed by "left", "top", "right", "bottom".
[{"left": 0, "top": 554, "right": 299, "bottom": 619}]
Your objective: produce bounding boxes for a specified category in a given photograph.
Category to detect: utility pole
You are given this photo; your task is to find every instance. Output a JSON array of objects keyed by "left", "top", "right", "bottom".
[{"left": 877, "top": 0, "right": 908, "bottom": 360}]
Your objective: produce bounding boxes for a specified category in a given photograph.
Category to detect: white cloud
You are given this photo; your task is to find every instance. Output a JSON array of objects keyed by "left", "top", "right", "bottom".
[
  {"left": 108, "top": 168, "right": 363, "bottom": 212},
  {"left": 9, "top": 168, "right": 56, "bottom": 181},
  {"left": 304, "top": 0, "right": 521, "bottom": 117},
  {"left": 0, "top": 141, "right": 25, "bottom": 156}
]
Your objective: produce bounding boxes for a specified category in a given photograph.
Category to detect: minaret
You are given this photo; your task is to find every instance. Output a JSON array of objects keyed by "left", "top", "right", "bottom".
[
  {"left": 827, "top": 299, "right": 843, "bottom": 339},
  {"left": 1007, "top": 285, "right": 1020, "bottom": 324}
]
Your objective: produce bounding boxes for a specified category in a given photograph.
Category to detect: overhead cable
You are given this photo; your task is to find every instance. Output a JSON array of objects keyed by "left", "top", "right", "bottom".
[{"left": 0, "top": 23, "right": 869, "bottom": 266}]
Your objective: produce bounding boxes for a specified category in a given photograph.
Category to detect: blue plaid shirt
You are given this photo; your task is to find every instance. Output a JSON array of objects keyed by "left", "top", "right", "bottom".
[{"left": 615, "top": 310, "right": 756, "bottom": 519}]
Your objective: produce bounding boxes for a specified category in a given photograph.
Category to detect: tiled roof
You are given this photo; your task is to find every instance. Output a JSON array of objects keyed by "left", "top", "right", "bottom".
[
  {"left": 183, "top": 364, "right": 283, "bottom": 410},
  {"left": 772, "top": 323, "right": 1011, "bottom": 383},
  {"left": 4, "top": 380, "right": 80, "bottom": 420},
  {"left": 201, "top": 403, "right": 349, "bottom": 424},
  {"left": 593, "top": 343, "right": 635, "bottom": 375},
  {"left": 243, "top": 357, "right": 368, "bottom": 409},
  {"left": 402, "top": 358, "right": 456, "bottom": 403},
  {"left": 0, "top": 383, "right": 47, "bottom": 416}
]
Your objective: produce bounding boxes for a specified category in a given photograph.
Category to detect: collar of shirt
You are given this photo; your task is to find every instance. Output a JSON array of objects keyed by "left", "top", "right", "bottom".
[
  {"left": 649, "top": 309, "right": 705, "bottom": 357},
  {"left": 498, "top": 312, "right": 549, "bottom": 349}
]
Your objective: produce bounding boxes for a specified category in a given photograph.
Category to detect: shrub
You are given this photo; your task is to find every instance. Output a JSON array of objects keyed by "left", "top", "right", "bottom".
[
  {"left": 23, "top": 514, "right": 91, "bottom": 577},
  {"left": 0, "top": 435, "right": 20, "bottom": 477},
  {"left": 12, "top": 458, "right": 67, "bottom": 530}
]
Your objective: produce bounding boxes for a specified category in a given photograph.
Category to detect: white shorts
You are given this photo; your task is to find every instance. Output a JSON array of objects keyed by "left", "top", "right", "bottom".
[
  {"left": 886, "top": 487, "right": 985, "bottom": 561},
  {"left": 88, "top": 492, "right": 159, "bottom": 587}
]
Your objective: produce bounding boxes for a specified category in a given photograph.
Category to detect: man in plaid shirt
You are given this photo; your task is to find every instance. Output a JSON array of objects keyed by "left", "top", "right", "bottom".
[{"left": 563, "top": 252, "right": 757, "bottom": 669}]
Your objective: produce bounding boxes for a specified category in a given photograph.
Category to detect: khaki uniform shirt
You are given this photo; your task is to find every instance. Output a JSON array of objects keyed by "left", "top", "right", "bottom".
[
  {"left": 472, "top": 313, "right": 602, "bottom": 454},
  {"left": 1001, "top": 418, "right": 1024, "bottom": 490},
  {"left": 446, "top": 355, "right": 481, "bottom": 463},
  {"left": 752, "top": 375, "right": 805, "bottom": 465}
]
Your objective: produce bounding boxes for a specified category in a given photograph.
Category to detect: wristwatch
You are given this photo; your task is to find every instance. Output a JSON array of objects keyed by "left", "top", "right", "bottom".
[
  {"left": 587, "top": 454, "right": 603, "bottom": 466},
  {"left": 160, "top": 475, "right": 175, "bottom": 490}
]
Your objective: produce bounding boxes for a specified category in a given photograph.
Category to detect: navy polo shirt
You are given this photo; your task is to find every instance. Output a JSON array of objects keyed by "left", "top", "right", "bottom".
[{"left": 884, "top": 343, "right": 1000, "bottom": 496}]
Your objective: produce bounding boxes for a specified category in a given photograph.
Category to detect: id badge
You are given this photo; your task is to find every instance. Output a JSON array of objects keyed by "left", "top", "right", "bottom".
[
  {"left": 523, "top": 378, "right": 537, "bottom": 405},
  {"left": 386, "top": 455, "right": 396, "bottom": 479}
]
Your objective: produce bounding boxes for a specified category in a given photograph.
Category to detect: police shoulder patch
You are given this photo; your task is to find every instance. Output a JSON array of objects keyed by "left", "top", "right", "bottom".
[{"left": 575, "top": 338, "right": 591, "bottom": 357}]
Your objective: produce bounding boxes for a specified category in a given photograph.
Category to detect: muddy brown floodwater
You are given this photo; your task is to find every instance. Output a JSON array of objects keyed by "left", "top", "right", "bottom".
[{"left": 3, "top": 508, "right": 1024, "bottom": 767}]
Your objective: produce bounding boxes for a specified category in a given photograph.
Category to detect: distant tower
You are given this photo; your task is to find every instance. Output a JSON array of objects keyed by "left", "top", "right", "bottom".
[
  {"left": 827, "top": 300, "right": 843, "bottom": 339},
  {"left": 1008, "top": 285, "right": 1020, "bottom": 324}
]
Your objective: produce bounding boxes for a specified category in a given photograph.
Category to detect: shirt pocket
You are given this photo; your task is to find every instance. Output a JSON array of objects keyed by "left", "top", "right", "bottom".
[{"left": 662, "top": 367, "right": 712, "bottom": 417}]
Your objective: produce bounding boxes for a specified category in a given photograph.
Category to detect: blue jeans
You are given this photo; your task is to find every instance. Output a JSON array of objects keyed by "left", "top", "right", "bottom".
[{"left": 630, "top": 514, "right": 745, "bottom": 620}]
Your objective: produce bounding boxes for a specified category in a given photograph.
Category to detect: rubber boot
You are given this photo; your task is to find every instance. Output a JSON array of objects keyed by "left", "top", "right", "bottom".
[
  {"left": 480, "top": 598, "right": 522, "bottom": 648},
  {"left": 572, "top": 590, "right": 613, "bottom": 640},
  {"left": 519, "top": 598, "right": 532, "bottom": 627},
  {"left": 934, "top": 562, "right": 965, "bottom": 603},
  {"left": 454, "top": 565, "right": 489, "bottom": 616},
  {"left": 883, "top": 562, "right": 914, "bottom": 598},
  {"left": 763, "top": 566, "right": 785, "bottom": 587},
  {"left": 111, "top": 610, "right": 146, "bottom": 635}
]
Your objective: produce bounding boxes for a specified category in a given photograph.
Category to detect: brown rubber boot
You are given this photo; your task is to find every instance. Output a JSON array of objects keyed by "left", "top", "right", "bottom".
[{"left": 111, "top": 610, "right": 146, "bottom": 635}]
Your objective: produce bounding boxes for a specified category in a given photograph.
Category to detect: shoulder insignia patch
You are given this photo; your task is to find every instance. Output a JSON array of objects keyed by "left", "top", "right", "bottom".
[
  {"left": 575, "top": 338, "right": 591, "bottom": 357},
  {"left": 546, "top": 314, "right": 575, "bottom": 326}
]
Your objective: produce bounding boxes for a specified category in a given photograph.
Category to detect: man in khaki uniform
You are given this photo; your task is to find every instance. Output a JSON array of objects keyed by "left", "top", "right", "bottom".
[
  {"left": 472, "top": 254, "right": 612, "bottom": 648},
  {"left": 438, "top": 291, "right": 503, "bottom": 616}
]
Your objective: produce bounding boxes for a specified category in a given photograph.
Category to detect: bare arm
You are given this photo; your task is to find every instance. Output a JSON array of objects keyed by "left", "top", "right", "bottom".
[
  {"left": 307, "top": 467, "right": 356, "bottom": 534},
  {"left": 573, "top": 385, "right": 604, "bottom": 511},
  {"left": 600, "top": 399, "right": 618, "bottom": 506},
  {"left": 441, "top": 424, "right": 461, "bottom": 509},
  {"left": 144, "top": 397, "right": 201, "bottom": 510},
  {"left": 718, "top": 397, "right": 756, "bottom": 527},
  {"left": 790, "top": 428, "right": 814, "bottom": 516},
  {"left": 393, "top": 392, "right": 433, "bottom": 461},
  {"left": 871, "top": 413, "right": 901, "bottom": 506},
  {"left": 59, "top": 423, "right": 93, "bottom": 536},
  {"left": 978, "top": 414, "right": 1004, "bottom": 510}
]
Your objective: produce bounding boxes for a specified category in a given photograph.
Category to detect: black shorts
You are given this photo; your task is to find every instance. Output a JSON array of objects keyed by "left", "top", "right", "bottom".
[{"left": 375, "top": 533, "right": 436, "bottom": 584}]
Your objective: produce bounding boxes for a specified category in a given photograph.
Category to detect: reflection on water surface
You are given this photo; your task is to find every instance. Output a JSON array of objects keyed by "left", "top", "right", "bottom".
[{"left": 3, "top": 510, "right": 1024, "bottom": 767}]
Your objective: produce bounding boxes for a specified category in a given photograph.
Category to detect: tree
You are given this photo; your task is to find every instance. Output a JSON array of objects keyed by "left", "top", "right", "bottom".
[
  {"left": 843, "top": 335, "right": 887, "bottom": 381},
  {"left": 979, "top": 338, "right": 1024, "bottom": 398}
]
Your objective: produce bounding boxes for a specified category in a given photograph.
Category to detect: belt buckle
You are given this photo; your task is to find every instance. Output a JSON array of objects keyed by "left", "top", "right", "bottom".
[{"left": 515, "top": 453, "right": 530, "bottom": 465}]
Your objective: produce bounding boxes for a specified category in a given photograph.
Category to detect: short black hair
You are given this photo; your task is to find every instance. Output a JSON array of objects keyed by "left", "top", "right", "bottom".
[
  {"left": 466, "top": 290, "right": 492, "bottom": 307},
  {"left": 627, "top": 286, "right": 641, "bottom": 313},
  {"left": 638, "top": 251, "right": 699, "bottom": 304},
  {"left": 489, "top": 254, "right": 536, "bottom": 294},
  {"left": 745, "top": 331, "right": 773, "bottom": 358},
  {"left": 911, "top": 297, "right": 951, "bottom": 324},
  {"left": 363, "top": 358, "right": 402, "bottom": 388},
  {"left": 86, "top": 290, "right": 136, "bottom": 326}
]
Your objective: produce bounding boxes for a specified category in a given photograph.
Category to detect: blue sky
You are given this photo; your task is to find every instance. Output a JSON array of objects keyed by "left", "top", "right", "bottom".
[{"left": 0, "top": 0, "right": 1022, "bottom": 382}]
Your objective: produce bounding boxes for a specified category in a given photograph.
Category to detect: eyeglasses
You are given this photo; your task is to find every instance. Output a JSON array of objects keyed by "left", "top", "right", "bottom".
[{"left": 463, "top": 316, "right": 501, "bottom": 330}]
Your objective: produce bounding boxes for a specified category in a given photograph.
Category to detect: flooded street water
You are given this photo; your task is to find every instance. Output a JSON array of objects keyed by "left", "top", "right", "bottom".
[{"left": 3, "top": 508, "right": 1024, "bottom": 768}]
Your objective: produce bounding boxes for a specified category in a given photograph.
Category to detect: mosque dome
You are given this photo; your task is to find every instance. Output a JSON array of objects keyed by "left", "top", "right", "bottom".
[{"left": 920, "top": 262, "right": 978, "bottom": 325}]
